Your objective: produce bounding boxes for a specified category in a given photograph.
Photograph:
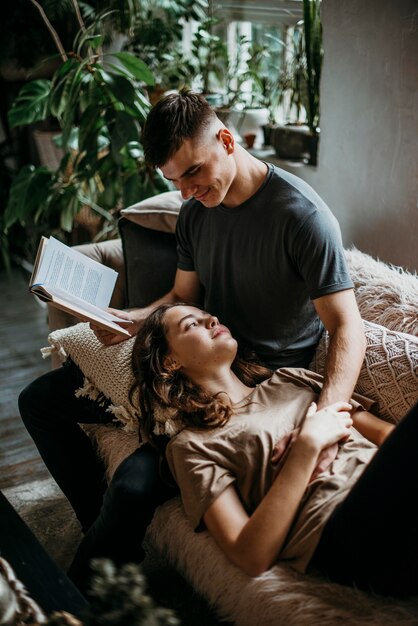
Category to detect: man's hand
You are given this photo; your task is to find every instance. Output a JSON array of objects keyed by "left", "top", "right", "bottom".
[
  {"left": 302, "top": 401, "right": 352, "bottom": 481},
  {"left": 90, "top": 308, "right": 141, "bottom": 346}
]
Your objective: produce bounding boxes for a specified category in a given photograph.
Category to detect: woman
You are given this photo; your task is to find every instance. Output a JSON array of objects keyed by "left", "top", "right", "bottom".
[{"left": 131, "top": 303, "right": 418, "bottom": 598}]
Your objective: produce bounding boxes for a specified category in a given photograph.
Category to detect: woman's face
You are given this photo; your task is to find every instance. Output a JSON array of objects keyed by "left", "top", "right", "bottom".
[{"left": 164, "top": 305, "right": 237, "bottom": 378}]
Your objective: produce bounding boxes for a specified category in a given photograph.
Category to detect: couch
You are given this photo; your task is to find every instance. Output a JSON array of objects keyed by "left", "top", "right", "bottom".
[{"left": 44, "top": 192, "right": 418, "bottom": 625}]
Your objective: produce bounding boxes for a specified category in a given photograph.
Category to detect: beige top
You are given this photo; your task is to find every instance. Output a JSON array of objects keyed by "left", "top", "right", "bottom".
[{"left": 166, "top": 368, "right": 377, "bottom": 574}]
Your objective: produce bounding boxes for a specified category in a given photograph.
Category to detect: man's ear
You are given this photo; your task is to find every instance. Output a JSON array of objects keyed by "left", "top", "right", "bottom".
[{"left": 218, "top": 128, "right": 234, "bottom": 154}]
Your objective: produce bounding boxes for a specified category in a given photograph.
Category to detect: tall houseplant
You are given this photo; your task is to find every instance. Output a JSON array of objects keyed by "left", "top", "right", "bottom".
[
  {"left": 127, "top": 0, "right": 207, "bottom": 95},
  {"left": 303, "top": 0, "right": 322, "bottom": 134},
  {"left": 272, "top": 0, "right": 323, "bottom": 164},
  {"left": 3, "top": 3, "right": 171, "bottom": 267}
]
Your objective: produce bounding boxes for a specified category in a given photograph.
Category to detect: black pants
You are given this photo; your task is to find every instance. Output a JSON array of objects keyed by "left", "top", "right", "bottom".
[
  {"left": 311, "top": 401, "right": 418, "bottom": 597},
  {"left": 18, "top": 360, "right": 178, "bottom": 591}
]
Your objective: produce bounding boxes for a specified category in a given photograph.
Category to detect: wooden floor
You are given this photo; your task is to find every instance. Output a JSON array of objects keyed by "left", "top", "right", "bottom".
[{"left": 0, "top": 267, "right": 51, "bottom": 489}]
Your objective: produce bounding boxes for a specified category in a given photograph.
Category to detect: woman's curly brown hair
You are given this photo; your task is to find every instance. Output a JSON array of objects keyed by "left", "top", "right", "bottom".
[{"left": 130, "top": 303, "right": 271, "bottom": 444}]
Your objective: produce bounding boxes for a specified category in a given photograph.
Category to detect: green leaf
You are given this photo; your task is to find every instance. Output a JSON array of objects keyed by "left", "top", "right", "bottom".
[
  {"left": 77, "top": 193, "right": 114, "bottom": 221},
  {"left": 98, "top": 179, "right": 118, "bottom": 211},
  {"left": 123, "top": 173, "right": 146, "bottom": 208},
  {"left": 133, "top": 91, "right": 151, "bottom": 120},
  {"left": 104, "top": 72, "right": 137, "bottom": 107},
  {"left": 53, "top": 128, "right": 79, "bottom": 151},
  {"left": 121, "top": 141, "right": 144, "bottom": 160},
  {"left": 93, "top": 152, "right": 116, "bottom": 181},
  {"left": 84, "top": 34, "right": 103, "bottom": 49},
  {"left": 110, "top": 111, "right": 140, "bottom": 164},
  {"left": 53, "top": 57, "right": 79, "bottom": 83},
  {"left": 110, "top": 52, "right": 155, "bottom": 86},
  {"left": 59, "top": 61, "right": 94, "bottom": 144},
  {"left": 8, "top": 80, "right": 51, "bottom": 128},
  {"left": 78, "top": 105, "right": 105, "bottom": 154},
  {"left": 59, "top": 189, "right": 80, "bottom": 232},
  {"left": 4, "top": 166, "right": 53, "bottom": 229}
]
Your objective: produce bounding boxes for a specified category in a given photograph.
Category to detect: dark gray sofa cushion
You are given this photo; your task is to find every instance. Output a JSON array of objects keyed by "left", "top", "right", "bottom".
[{"left": 118, "top": 217, "right": 178, "bottom": 308}]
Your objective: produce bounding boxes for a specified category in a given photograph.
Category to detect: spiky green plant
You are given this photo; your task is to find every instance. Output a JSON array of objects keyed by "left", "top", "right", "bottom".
[{"left": 302, "top": 0, "right": 322, "bottom": 132}]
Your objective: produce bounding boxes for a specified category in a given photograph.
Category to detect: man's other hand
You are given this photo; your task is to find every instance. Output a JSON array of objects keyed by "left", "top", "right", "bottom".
[{"left": 90, "top": 308, "right": 140, "bottom": 346}]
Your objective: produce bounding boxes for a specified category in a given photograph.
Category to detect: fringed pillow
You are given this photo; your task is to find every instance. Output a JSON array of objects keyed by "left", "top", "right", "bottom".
[
  {"left": 43, "top": 323, "right": 139, "bottom": 433},
  {"left": 310, "top": 320, "right": 418, "bottom": 423},
  {"left": 43, "top": 323, "right": 183, "bottom": 440}
]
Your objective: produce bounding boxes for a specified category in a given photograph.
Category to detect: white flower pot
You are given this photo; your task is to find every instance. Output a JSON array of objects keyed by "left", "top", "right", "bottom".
[{"left": 230, "top": 108, "right": 269, "bottom": 148}]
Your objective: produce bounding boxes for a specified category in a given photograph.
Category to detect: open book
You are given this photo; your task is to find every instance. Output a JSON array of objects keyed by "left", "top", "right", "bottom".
[{"left": 29, "top": 237, "right": 132, "bottom": 337}]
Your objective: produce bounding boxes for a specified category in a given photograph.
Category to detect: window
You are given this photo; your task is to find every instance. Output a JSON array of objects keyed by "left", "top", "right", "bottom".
[{"left": 182, "top": 1, "right": 305, "bottom": 123}]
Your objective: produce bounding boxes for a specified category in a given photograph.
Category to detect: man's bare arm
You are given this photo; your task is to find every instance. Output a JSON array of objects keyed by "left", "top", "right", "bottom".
[
  {"left": 313, "top": 289, "right": 366, "bottom": 410},
  {"left": 308, "top": 289, "right": 365, "bottom": 477},
  {"left": 92, "top": 269, "right": 202, "bottom": 345}
]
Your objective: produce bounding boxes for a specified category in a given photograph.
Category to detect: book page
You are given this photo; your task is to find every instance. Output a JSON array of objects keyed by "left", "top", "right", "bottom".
[
  {"left": 46, "top": 285, "right": 130, "bottom": 323},
  {"left": 45, "top": 290, "right": 131, "bottom": 337},
  {"left": 30, "top": 236, "right": 48, "bottom": 286},
  {"left": 32, "top": 237, "right": 118, "bottom": 309}
]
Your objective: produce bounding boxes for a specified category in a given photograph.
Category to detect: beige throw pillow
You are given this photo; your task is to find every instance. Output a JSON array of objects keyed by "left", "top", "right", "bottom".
[
  {"left": 120, "top": 190, "right": 183, "bottom": 233},
  {"left": 310, "top": 319, "right": 418, "bottom": 423},
  {"left": 44, "top": 323, "right": 139, "bottom": 433}
]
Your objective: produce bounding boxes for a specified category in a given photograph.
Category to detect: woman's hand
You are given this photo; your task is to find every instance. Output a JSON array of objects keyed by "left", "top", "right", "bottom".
[{"left": 299, "top": 401, "right": 353, "bottom": 454}]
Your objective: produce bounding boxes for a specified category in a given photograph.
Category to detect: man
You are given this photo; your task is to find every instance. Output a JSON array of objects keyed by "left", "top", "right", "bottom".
[
  {"left": 99, "top": 90, "right": 365, "bottom": 406},
  {"left": 19, "top": 90, "right": 365, "bottom": 591}
]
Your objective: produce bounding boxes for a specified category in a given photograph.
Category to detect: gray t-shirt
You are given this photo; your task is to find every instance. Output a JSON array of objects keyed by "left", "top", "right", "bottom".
[{"left": 176, "top": 164, "right": 353, "bottom": 369}]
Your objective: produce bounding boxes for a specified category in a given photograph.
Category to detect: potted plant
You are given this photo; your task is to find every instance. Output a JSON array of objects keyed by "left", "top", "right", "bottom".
[
  {"left": 3, "top": 2, "right": 171, "bottom": 267},
  {"left": 188, "top": 6, "right": 227, "bottom": 104},
  {"left": 126, "top": 0, "right": 207, "bottom": 100},
  {"left": 213, "top": 32, "right": 249, "bottom": 137},
  {"left": 272, "top": 0, "right": 322, "bottom": 164}
]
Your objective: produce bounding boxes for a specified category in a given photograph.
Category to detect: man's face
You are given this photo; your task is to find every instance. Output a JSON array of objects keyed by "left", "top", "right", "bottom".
[{"left": 160, "top": 129, "right": 236, "bottom": 208}]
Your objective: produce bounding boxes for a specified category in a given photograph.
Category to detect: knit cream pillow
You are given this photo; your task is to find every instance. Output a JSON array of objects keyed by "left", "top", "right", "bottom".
[
  {"left": 44, "top": 322, "right": 182, "bottom": 441},
  {"left": 43, "top": 323, "right": 139, "bottom": 432},
  {"left": 310, "top": 320, "right": 418, "bottom": 423}
]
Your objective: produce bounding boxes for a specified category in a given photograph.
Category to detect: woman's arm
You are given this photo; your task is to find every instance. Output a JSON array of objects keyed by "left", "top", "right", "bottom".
[
  {"left": 352, "top": 409, "right": 395, "bottom": 446},
  {"left": 203, "top": 402, "right": 353, "bottom": 577}
]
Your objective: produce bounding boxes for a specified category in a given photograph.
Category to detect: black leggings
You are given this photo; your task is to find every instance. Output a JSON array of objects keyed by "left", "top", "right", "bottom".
[
  {"left": 18, "top": 360, "right": 178, "bottom": 591},
  {"left": 311, "top": 401, "right": 418, "bottom": 598}
]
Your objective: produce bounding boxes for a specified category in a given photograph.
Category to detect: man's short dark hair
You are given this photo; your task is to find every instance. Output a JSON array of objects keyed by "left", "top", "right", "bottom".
[{"left": 142, "top": 89, "right": 217, "bottom": 168}]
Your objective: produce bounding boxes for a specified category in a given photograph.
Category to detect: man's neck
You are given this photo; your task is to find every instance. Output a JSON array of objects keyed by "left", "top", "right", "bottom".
[{"left": 222, "top": 146, "right": 268, "bottom": 209}]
